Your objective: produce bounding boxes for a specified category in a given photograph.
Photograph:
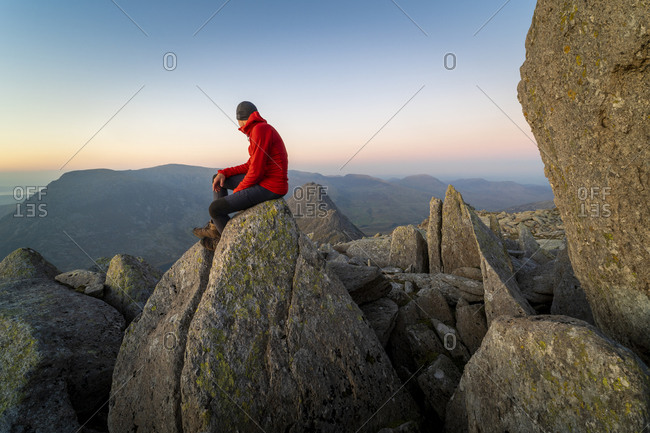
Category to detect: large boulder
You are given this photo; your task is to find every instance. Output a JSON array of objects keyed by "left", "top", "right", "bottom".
[
  {"left": 287, "top": 182, "right": 365, "bottom": 244},
  {"left": 109, "top": 199, "right": 419, "bottom": 433},
  {"left": 449, "top": 315, "right": 650, "bottom": 432},
  {"left": 518, "top": 0, "right": 650, "bottom": 362},
  {"left": 104, "top": 254, "right": 162, "bottom": 324},
  {"left": 427, "top": 197, "right": 443, "bottom": 274},
  {"left": 0, "top": 279, "right": 124, "bottom": 432},
  {"left": 389, "top": 225, "right": 428, "bottom": 273},
  {"left": 0, "top": 248, "right": 59, "bottom": 283}
]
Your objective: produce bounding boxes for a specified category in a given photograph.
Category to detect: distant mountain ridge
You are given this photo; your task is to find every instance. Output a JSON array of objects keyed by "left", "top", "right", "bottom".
[{"left": 0, "top": 164, "right": 553, "bottom": 271}]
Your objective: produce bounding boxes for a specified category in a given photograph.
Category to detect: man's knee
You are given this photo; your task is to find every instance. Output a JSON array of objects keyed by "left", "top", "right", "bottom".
[{"left": 209, "top": 199, "right": 229, "bottom": 218}]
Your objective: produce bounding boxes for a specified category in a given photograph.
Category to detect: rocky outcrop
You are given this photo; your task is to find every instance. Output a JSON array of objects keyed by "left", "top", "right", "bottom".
[
  {"left": 518, "top": 0, "right": 650, "bottom": 362},
  {"left": 427, "top": 197, "right": 443, "bottom": 274},
  {"left": 441, "top": 186, "right": 480, "bottom": 274},
  {"left": 0, "top": 279, "right": 124, "bottom": 432},
  {"left": 389, "top": 225, "right": 428, "bottom": 273},
  {"left": 104, "top": 254, "right": 162, "bottom": 324},
  {"left": 0, "top": 248, "right": 59, "bottom": 283},
  {"left": 449, "top": 315, "right": 650, "bottom": 432},
  {"left": 360, "top": 297, "right": 399, "bottom": 347},
  {"left": 287, "top": 182, "right": 364, "bottom": 244},
  {"left": 109, "top": 199, "right": 419, "bottom": 432}
]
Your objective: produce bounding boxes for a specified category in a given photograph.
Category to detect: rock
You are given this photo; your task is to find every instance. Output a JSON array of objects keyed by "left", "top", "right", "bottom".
[
  {"left": 515, "top": 260, "right": 556, "bottom": 307},
  {"left": 0, "top": 279, "right": 124, "bottom": 432},
  {"left": 450, "top": 267, "right": 482, "bottom": 281},
  {"left": 417, "top": 354, "right": 462, "bottom": 422},
  {"left": 451, "top": 315, "right": 650, "bottom": 432},
  {"left": 287, "top": 182, "right": 365, "bottom": 244},
  {"left": 488, "top": 214, "right": 503, "bottom": 240},
  {"left": 551, "top": 246, "right": 595, "bottom": 324},
  {"left": 468, "top": 203, "right": 535, "bottom": 324},
  {"left": 387, "top": 282, "right": 411, "bottom": 307},
  {"left": 517, "top": 223, "right": 554, "bottom": 265},
  {"left": 344, "top": 236, "right": 392, "bottom": 268},
  {"left": 326, "top": 262, "right": 392, "bottom": 305},
  {"left": 518, "top": 0, "right": 650, "bottom": 362},
  {"left": 434, "top": 273, "right": 484, "bottom": 304},
  {"left": 454, "top": 298, "right": 488, "bottom": 355},
  {"left": 108, "top": 242, "right": 214, "bottom": 433},
  {"left": 427, "top": 197, "right": 443, "bottom": 274},
  {"left": 104, "top": 254, "right": 162, "bottom": 324},
  {"left": 360, "top": 297, "right": 399, "bottom": 347},
  {"left": 389, "top": 225, "right": 428, "bottom": 273},
  {"left": 441, "top": 185, "right": 480, "bottom": 273},
  {"left": 377, "top": 421, "right": 421, "bottom": 433},
  {"left": 405, "top": 323, "right": 446, "bottom": 369},
  {"left": 412, "top": 287, "right": 455, "bottom": 327},
  {"left": 109, "top": 199, "right": 419, "bottom": 432},
  {"left": 0, "top": 248, "right": 59, "bottom": 283},
  {"left": 55, "top": 269, "right": 105, "bottom": 298},
  {"left": 430, "top": 318, "right": 471, "bottom": 366}
]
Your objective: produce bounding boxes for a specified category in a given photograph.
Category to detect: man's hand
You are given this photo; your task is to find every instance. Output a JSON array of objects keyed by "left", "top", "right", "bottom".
[{"left": 213, "top": 173, "right": 226, "bottom": 192}]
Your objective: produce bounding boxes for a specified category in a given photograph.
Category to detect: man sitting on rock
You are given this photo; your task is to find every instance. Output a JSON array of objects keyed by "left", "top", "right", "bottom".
[{"left": 193, "top": 101, "right": 289, "bottom": 250}]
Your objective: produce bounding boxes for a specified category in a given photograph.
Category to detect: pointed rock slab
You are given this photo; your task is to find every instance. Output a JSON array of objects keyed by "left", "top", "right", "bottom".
[
  {"left": 518, "top": 0, "right": 650, "bottom": 363},
  {"left": 441, "top": 185, "right": 481, "bottom": 274},
  {"left": 427, "top": 197, "right": 443, "bottom": 274},
  {"left": 110, "top": 199, "right": 419, "bottom": 432},
  {"left": 468, "top": 203, "right": 535, "bottom": 324},
  {"left": 451, "top": 315, "right": 650, "bottom": 432},
  {"left": 108, "top": 242, "right": 214, "bottom": 433},
  {"left": 389, "top": 225, "right": 428, "bottom": 273},
  {"left": 0, "top": 248, "right": 59, "bottom": 283}
]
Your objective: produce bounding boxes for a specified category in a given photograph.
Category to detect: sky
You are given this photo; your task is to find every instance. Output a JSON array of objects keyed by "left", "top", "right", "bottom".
[{"left": 0, "top": 0, "right": 544, "bottom": 194}]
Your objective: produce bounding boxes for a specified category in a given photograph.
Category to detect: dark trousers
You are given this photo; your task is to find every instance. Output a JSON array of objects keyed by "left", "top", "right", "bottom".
[{"left": 208, "top": 174, "right": 284, "bottom": 234}]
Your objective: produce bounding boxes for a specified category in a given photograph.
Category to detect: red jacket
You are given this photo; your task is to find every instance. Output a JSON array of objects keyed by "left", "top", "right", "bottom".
[{"left": 218, "top": 111, "right": 289, "bottom": 195}]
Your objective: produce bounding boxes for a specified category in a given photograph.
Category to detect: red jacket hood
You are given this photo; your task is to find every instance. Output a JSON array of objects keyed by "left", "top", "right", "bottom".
[{"left": 238, "top": 111, "right": 266, "bottom": 136}]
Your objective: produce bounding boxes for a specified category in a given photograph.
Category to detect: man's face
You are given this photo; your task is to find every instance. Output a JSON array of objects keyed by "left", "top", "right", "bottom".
[{"left": 238, "top": 119, "right": 247, "bottom": 128}]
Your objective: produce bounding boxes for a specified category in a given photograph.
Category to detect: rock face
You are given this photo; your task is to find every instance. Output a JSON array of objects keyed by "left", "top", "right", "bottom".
[
  {"left": 109, "top": 199, "right": 418, "bottom": 433},
  {"left": 441, "top": 185, "right": 481, "bottom": 274},
  {"left": 104, "top": 254, "right": 162, "bottom": 324},
  {"left": 287, "top": 182, "right": 365, "bottom": 244},
  {"left": 518, "top": 0, "right": 650, "bottom": 362},
  {"left": 0, "top": 248, "right": 59, "bottom": 283},
  {"left": 427, "top": 197, "right": 443, "bottom": 274},
  {"left": 0, "top": 279, "right": 124, "bottom": 432},
  {"left": 389, "top": 225, "right": 428, "bottom": 273},
  {"left": 449, "top": 315, "right": 650, "bottom": 432},
  {"left": 551, "top": 246, "right": 595, "bottom": 323}
]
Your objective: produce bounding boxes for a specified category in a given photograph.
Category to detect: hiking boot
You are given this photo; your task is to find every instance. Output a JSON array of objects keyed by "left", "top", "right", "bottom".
[
  {"left": 193, "top": 221, "right": 220, "bottom": 239},
  {"left": 200, "top": 236, "right": 220, "bottom": 251}
]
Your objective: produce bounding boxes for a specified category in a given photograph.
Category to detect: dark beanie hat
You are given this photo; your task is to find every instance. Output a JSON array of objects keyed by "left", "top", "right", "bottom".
[{"left": 236, "top": 101, "right": 257, "bottom": 121}]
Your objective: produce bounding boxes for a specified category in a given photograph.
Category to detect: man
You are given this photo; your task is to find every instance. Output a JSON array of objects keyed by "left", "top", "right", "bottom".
[{"left": 193, "top": 101, "right": 289, "bottom": 250}]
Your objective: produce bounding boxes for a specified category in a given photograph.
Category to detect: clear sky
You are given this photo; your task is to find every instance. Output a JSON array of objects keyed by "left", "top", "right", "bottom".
[{"left": 0, "top": 0, "right": 544, "bottom": 189}]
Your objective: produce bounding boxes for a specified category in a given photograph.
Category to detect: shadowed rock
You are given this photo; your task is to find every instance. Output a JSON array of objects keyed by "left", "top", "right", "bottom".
[{"left": 427, "top": 197, "right": 443, "bottom": 274}]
